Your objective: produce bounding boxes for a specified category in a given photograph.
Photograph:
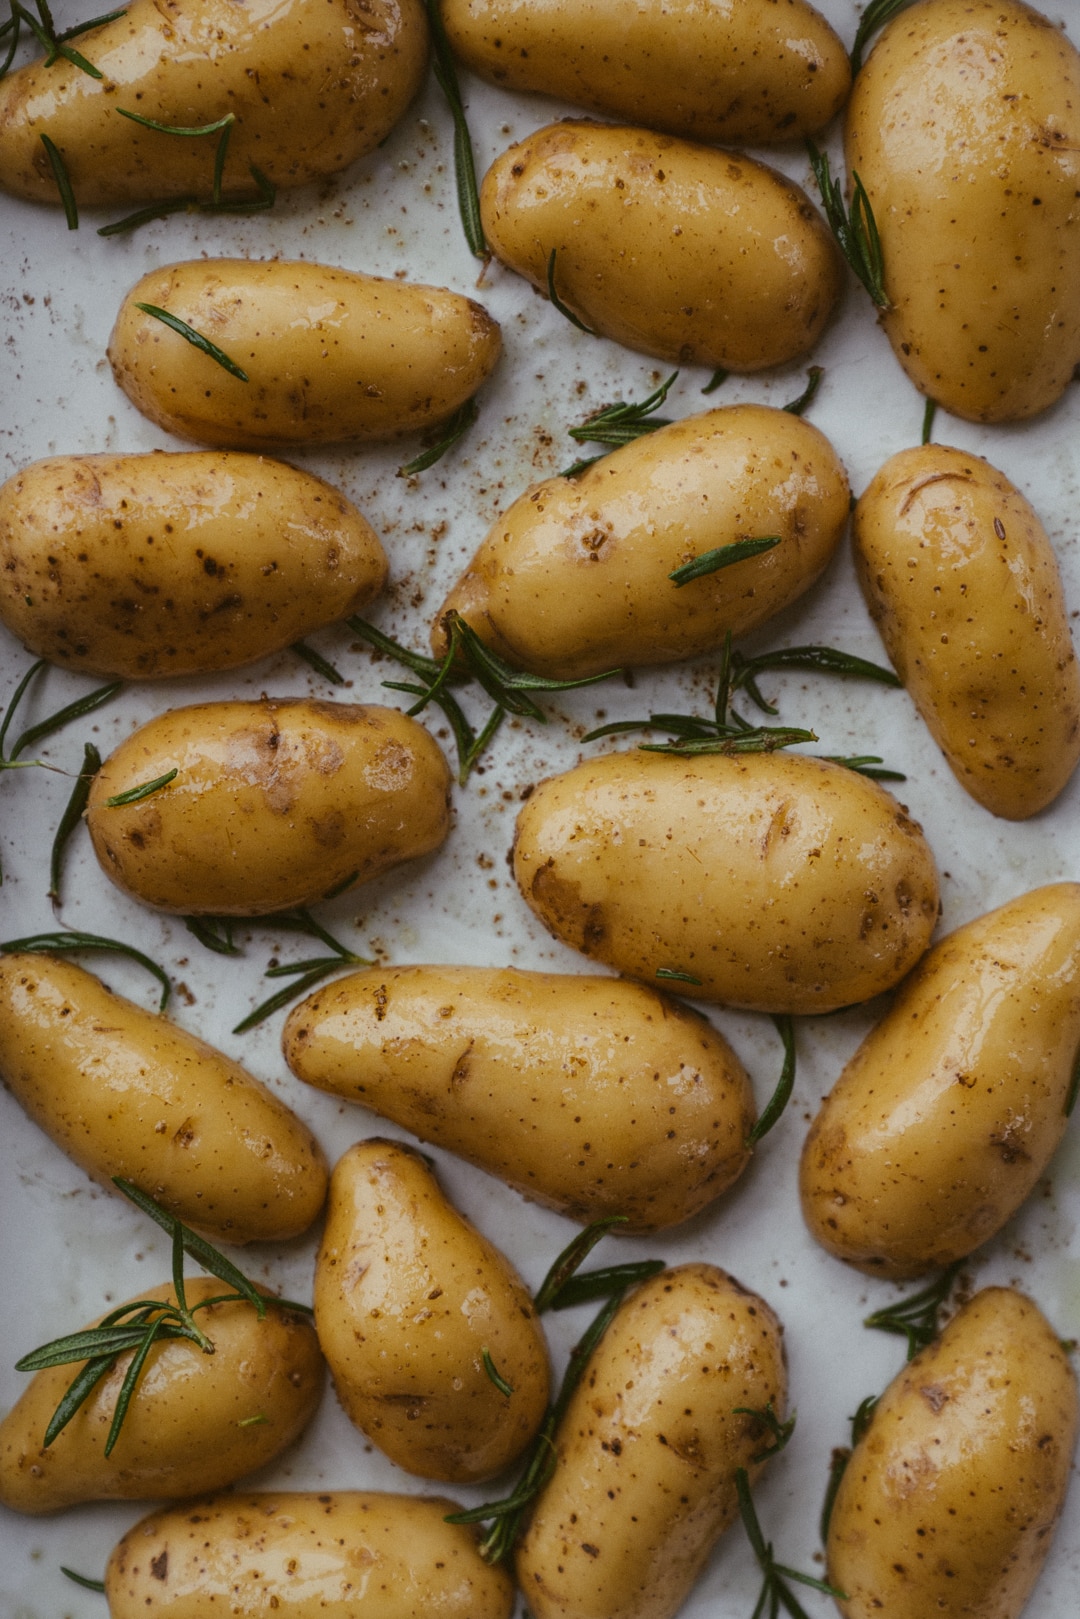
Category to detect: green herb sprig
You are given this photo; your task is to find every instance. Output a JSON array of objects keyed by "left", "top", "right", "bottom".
[
  {"left": 820, "top": 1395, "right": 878, "bottom": 1541},
  {"left": 0, "top": 0, "right": 123, "bottom": 84},
  {"left": 398, "top": 395, "right": 479, "bottom": 477},
  {"left": 533, "top": 1216, "right": 663, "bottom": 1313},
  {"left": 49, "top": 740, "right": 100, "bottom": 903},
  {"left": 546, "top": 248, "right": 596, "bottom": 334},
  {"left": 851, "top": 0, "right": 921, "bottom": 74},
  {"left": 116, "top": 109, "right": 234, "bottom": 202},
  {"left": 482, "top": 1348, "right": 514, "bottom": 1397},
  {"left": 733, "top": 1399, "right": 797, "bottom": 1465},
  {"left": 783, "top": 365, "right": 824, "bottom": 417},
  {"left": 103, "top": 767, "right": 177, "bottom": 806},
  {"left": 864, "top": 1263, "right": 962, "bottom": 1360},
  {"left": 747, "top": 1016, "right": 797, "bottom": 1146},
  {"left": 134, "top": 303, "right": 249, "bottom": 379},
  {"left": 736, "top": 1465, "right": 848, "bottom": 1618},
  {"left": 702, "top": 367, "right": 729, "bottom": 395},
  {"left": 0, "top": 931, "right": 172, "bottom": 1010},
  {"left": 568, "top": 371, "right": 677, "bottom": 448},
  {"left": 656, "top": 966, "right": 702, "bottom": 986},
  {"left": 420, "top": 0, "right": 487, "bottom": 257},
  {"left": 806, "top": 142, "right": 889, "bottom": 311},
  {"left": 292, "top": 641, "right": 346, "bottom": 686},
  {"left": 921, "top": 396, "right": 937, "bottom": 445},
  {"left": 669, "top": 535, "right": 782, "bottom": 588},
  {"left": 61, "top": 1567, "right": 105, "bottom": 1592},
  {"left": 181, "top": 907, "right": 371, "bottom": 1033},
  {"left": 99, "top": 163, "right": 275, "bottom": 238}
]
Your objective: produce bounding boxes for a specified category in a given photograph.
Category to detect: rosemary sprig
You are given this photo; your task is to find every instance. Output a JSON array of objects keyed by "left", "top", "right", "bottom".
[
  {"left": 736, "top": 1466, "right": 848, "bottom": 1618},
  {"left": 115, "top": 109, "right": 234, "bottom": 204},
  {"left": 733, "top": 646, "right": 900, "bottom": 716},
  {"left": 669, "top": 535, "right": 782, "bottom": 587},
  {"left": 103, "top": 767, "right": 177, "bottom": 807},
  {"left": 420, "top": 0, "right": 486, "bottom": 257},
  {"left": 445, "top": 610, "right": 623, "bottom": 720},
  {"left": 820, "top": 1395, "right": 878, "bottom": 1541},
  {"left": 3, "top": 0, "right": 118, "bottom": 81},
  {"left": 49, "top": 740, "right": 100, "bottom": 902},
  {"left": 640, "top": 726, "right": 816, "bottom": 757},
  {"left": 851, "top": 0, "right": 921, "bottom": 74},
  {"left": 546, "top": 249, "right": 596, "bottom": 334},
  {"left": 39, "top": 131, "right": 78, "bottom": 225},
  {"left": 184, "top": 915, "right": 240, "bottom": 956},
  {"left": 134, "top": 303, "right": 249, "bottom": 380},
  {"left": 398, "top": 395, "right": 479, "bottom": 477},
  {"left": 733, "top": 1399, "right": 797, "bottom": 1464},
  {"left": 292, "top": 640, "right": 346, "bottom": 685},
  {"left": 482, "top": 1348, "right": 514, "bottom": 1397},
  {"left": 533, "top": 1216, "right": 628, "bottom": 1312},
  {"left": 231, "top": 908, "right": 371, "bottom": 1033},
  {"left": 864, "top": 1264, "right": 962, "bottom": 1360},
  {"left": 61, "top": 1568, "right": 106, "bottom": 1592},
  {"left": 783, "top": 365, "right": 824, "bottom": 417},
  {"left": 0, "top": 931, "right": 171, "bottom": 1011},
  {"left": 806, "top": 142, "right": 889, "bottom": 311},
  {"left": 746, "top": 1016, "right": 796, "bottom": 1146},
  {"left": 921, "top": 396, "right": 937, "bottom": 445},
  {"left": 569, "top": 372, "right": 678, "bottom": 447},
  {"left": 98, "top": 164, "right": 276, "bottom": 237}
]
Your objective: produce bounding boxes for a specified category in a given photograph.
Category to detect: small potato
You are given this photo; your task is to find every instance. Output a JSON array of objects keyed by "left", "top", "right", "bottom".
[
  {"left": 0, "top": 953, "right": 327, "bottom": 1245},
  {"left": 105, "top": 1491, "right": 515, "bottom": 1619},
  {"left": 0, "top": 451, "right": 387, "bottom": 680},
  {"left": 314, "top": 1140, "right": 550, "bottom": 1483},
  {"left": 854, "top": 444, "right": 1080, "bottom": 819},
  {"left": 108, "top": 259, "right": 502, "bottom": 450},
  {"left": 827, "top": 1287, "right": 1078, "bottom": 1619},
  {"left": 517, "top": 1264, "right": 786, "bottom": 1619},
  {"left": 85, "top": 698, "right": 452, "bottom": 917},
  {"left": 800, "top": 884, "right": 1080, "bottom": 1278},
  {"left": 480, "top": 121, "right": 842, "bottom": 370},
  {"left": 434, "top": 405, "right": 850, "bottom": 678},
  {"left": 283, "top": 965, "right": 755, "bottom": 1232},
  {"left": 514, "top": 751, "right": 940, "bottom": 1015},
  {"left": 0, "top": 1280, "right": 323, "bottom": 1515}
]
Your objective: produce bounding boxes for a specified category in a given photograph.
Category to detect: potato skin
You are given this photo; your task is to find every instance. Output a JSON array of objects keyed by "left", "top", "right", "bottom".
[
  {"left": 514, "top": 751, "right": 940, "bottom": 1015},
  {"left": 0, "top": 1280, "right": 323, "bottom": 1515},
  {"left": 105, "top": 1491, "right": 515, "bottom": 1619},
  {"left": 0, "top": 451, "right": 387, "bottom": 679},
  {"left": 0, "top": 0, "right": 428, "bottom": 207},
  {"left": 827, "top": 1288, "right": 1078, "bottom": 1619},
  {"left": 846, "top": 0, "right": 1080, "bottom": 422},
  {"left": 854, "top": 444, "right": 1080, "bottom": 819},
  {"left": 480, "top": 121, "right": 842, "bottom": 370},
  {"left": 314, "top": 1140, "right": 550, "bottom": 1483},
  {"left": 283, "top": 965, "right": 755, "bottom": 1232},
  {"left": 433, "top": 406, "right": 849, "bottom": 679},
  {"left": 516, "top": 1264, "right": 786, "bottom": 1619},
  {"left": 442, "top": 0, "right": 850, "bottom": 145},
  {"left": 108, "top": 259, "right": 502, "bottom": 450},
  {"left": 86, "top": 698, "right": 452, "bottom": 917},
  {"left": 800, "top": 884, "right": 1080, "bottom": 1278}
]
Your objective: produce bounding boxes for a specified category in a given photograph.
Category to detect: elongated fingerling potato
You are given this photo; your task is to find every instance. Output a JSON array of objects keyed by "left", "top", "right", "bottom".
[
  {"left": 0, "top": 451, "right": 387, "bottom": 680},
  {"left": 108, "top": 259, "right": 502, "bottom": 449}
]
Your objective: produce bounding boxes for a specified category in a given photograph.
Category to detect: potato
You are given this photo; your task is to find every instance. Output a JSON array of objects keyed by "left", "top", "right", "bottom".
[
  {"left": 0, "top": 451, "right": 387, "bottom": 680},
  {"left": 0, "top": 1279, "right": 323, "bottom": 1514},
  {"left": 480, "top": 120, "right": 843, "bottom": 370},
  {"left": 826, "top": 1287, "right": 1078, "bottom": 1619},
  {"left": 854, "top": 444, "right": 1080, "bottom": 820},
  {"left": 0, "top": 953, "right": 327, "bottom": 1245},
  {"left": 108, "top": 258, "right": 502, "bottom": 450},
  {"left": 314, "top": 1139, "right": 550, "bottom": 1483},
  {"left": 283, "top": 964, "right": 755, "bottom": 1232},
  {"left": 0, "top": 0, "right": 428, "bottom": 208},
  {"left": 845, "top": 0, "right": 1080, "bottom": 422},
  {"left": 514, "top": 750, "right": 940, "bottom": 1015},
  {"left": 800, "top": 883, "right": 1080, "bottom": 1279},
  {"left": 441, "top": 0, "right": 850, "bottom": 145},
  {"left": 516, "top": 1264, "right": 786, "bottom": 1619},
  {"left": 85, "top": 698, "right": 452, "bottom": 916},
  {"left": 433, "top": 405, "right": 850, "bottom": 679}
]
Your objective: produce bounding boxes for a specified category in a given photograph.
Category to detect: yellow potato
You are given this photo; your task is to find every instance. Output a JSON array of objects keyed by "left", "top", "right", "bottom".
[
  {"left": 108, "top": 258, "right": 502, "bottom": 450},
  {"left": 0, "top": 451, "right": 387, "bottom": 680},
  {"left": 846, "top": 0, "right": 1080, "bottom": 422},
  {"left": 517, "top": 1264, "right": 786, "bottom": 1619},
  {"left": 0, "top": 953, "right": 327, "bottom": 1245},
  {"left": 442, "top": 0, "right": 850, "bottom": 145},
  {"left": 0, "top": 0, "right": 428, "bottom": 207},
  {"left": 800, "top": 883, "right": 1080, "bottom": 1279},
  {"left": 514, "top": 750, "right": 940, "bottom": 1015},
  {"left": 480, "top": 120, "right": 843, "bottom": 369},
  {"left": 314, "top": 1139, "right": 550, "bottom": 1483},
  {"left": 0, "top": 1280, "right": 323, "bottom": 1515},
  {"left": 854, "top": 444, "right": 1080, "bottom": 820},
  {"left": 827, "top": 1287, "right": 1078, "bottom": 1619},
  {"left": 283, "top": 964, "right": 755, "bottom": 1232},
  {"left": 434, "top": 405, "right": 850, "bottom": 678},
  {"left": 85, "top": 698, "right": 452, "bottom": 917}
]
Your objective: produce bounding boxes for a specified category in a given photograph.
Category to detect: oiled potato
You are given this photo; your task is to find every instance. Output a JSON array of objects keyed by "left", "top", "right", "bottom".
[
  {"left": 108, "top": 259, "right": 502, "bottom": 449},
  {"left": 800, "top": 883, "right": 1080, "bottom": 1278},
  {"left": 854, "top": 444, "right": 1080, "bottom": 819},
  {"left": 0, "top": 953, "right": 327, "bottom": 1245},
  {"left": 514, "top": 751, "right": 940, "bottom": 1015},
  {"left": 0, "top": 0, "right": 428, "bottom": 207},
  {"left": 314, "top": 1140, "right": 550, "bottom": 1483},
  {"left": 827, "top": 1288, "right": 1078, "bottom": 1619},
  {"left": 442, "top": 0, "right": 850, "bottom": 145},
  {"left": 480, "top": 121, "right": 843, "bottom": 369},
  {"left": 846, "top": 0, "right": 1080, "bottom": 421},
  {"left": 105, "top": 1491, "right": 515, "bottom": 1619},
  {"left": 86, "top": 698, "right": 451, "bottom": 916},
  {"left": 434, "top": 405, "right": 850, "bottom": 678},
  {"left": 517, "top": 1264, "right": 786, "bottom": 1619},
  {"left": 0, "top": 1280, "right": 323, "bottom": 1515},
  {"left": 0, "top": 451, "right": 387, "bottom": 680}
]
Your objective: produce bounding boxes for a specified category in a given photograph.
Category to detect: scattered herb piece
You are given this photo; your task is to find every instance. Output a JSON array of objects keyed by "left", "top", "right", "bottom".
[
  {"left": 806, "top": 142, "right": 889, "bottom": 310},
  {"left": 545, "top": 1259, "right": 666, "bottom": 1311},
  {"left": 820, "top": 1395, "right": 879, "bottom": 1541},
  {"left": 783, "top": 365, "right": 824, "bottom": 416},
  {"left": 640, "top": 726, "right": 816, "bottom": 757},
  {"left": 39, "top": 132, "right": 78, "bottom": 227},
  {"left": 398, "top": 395, "right": 479, "bottom": 477},
  {"left": 533, "top": 1216, "right": 629, "bottom": 1313},
  {"left": 103, "top": 767, "right": 177, "bottom": 807},
  {"left": 851, "top": 0, "right": 921, "bottom": 74},
  {"left": 232, "top": 908, "right": 371, "bottom": 1033},
  {"left": 60, "top": 1568, "right": 106, "bottom": 1593},
  {"left": 733, "top": 645, "right": 900, "bottom": 716},
  {"left": 746, "top": 1016, "right": 796, "bottom": 1146},
  {"left": 921, "top": 396, "right": 937, "bottom": 444},
  {"left": 568, "top": 372, "right": 677, "bottom": 448},
  {"left": 824, "top": 754, "right": 906, "bottom": 782},
  {"left": 98, "top": 164, "right": 276, "bottom": 237},
  {"left": 420, "top": 0, "right": 487, "bottom": 257},
  {"left": 733, "top": 1399, "right": 796, "bottom": 1463},
  {"left": 702, "top": 367, "right": 729, "bottom": 395},
  {"left": 655, "top": 966, "right": 702, "bottom": 986},
  {"left": 48, "top": 740, "right": 100, "bottom": 902},
  {"left": 546, "top": 249, "right": 597, "bottom": 334},
  {"left": 864, "top": 1263, "right": 962, "bottom": 1360},
  {"left": 482, "top": 1348, "right": 514, "bottom": 1398},
  {"left": 0, "top": 930, "right": 171, "bottom": 1010},
  {"left": 115, "top": 108, "right": 234, "bottom": 204},
  {"left": 669, "top": 535, "right": 782, "bottom": 587},
  {"left": 736, "top": 1465, "right": 848, "bottom": 1618},
  {"left": 293, "top": 640, "right": 346, "bottom": 686},
  {"left": 134, "top": 303, "right": 249, "bottom": 380},
  {"left": 184, "top": 915, "right": 240, "bottom": 957}
]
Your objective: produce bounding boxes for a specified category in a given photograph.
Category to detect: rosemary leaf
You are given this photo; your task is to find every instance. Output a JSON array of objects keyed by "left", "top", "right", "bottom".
[
  {"left": 806, "top": 142, "right": 889, "bottom": 310},
  {"left": 113, "top": 1178, "right": 266, "bottom": 1314},
  {"left": 534, "top": 1217, "right": 628, "bottom": 1313},
  {"left": 736, "top": 1467, "right": 848, "bottom": 1616},
  {"left": 134, "top": 303, "right": 249, "bottom": 380},
  {"left": 48, "top": 740, "right": 100, "bottom": 902},
  {"left": 734, "top": 644, "right": 900, "bottom": 698},
  {"left": 820, "top": 1446, "right": 850, "bottom": 1543},
  {"left": 0, "top": 931, "right": 171, "bottom": 1010},
  {"left": 482, "top": 1347, "right": 514, "bottom": 1397},
  {"left": 558, "top": 453, "right": 605, "bottom": 478},
  {"left": 450, "top": 611, "right": 623, "bottom": 708},
  {"left": 398, "top": 395, "right": 479, "bottom": 476},
  {"left": 640, "top": 726, "right": 816, "bottom": 757},
  {"left": 61, "top": 1569, "right": 107, "bottom": 1593},
  {"left": 655, "top": 966, "right": 703, "bottom": 985},
  {"left": 347, "top": 616, "right": 444, "bottom": 681},
  {"left": 41, "top": 1353, "right": 117, "bottom": 1446},
  {"left": 746, "top": 1015, "right": 796, "bottom": 1146},
  {"left": 544, "top": 1260, "right": 666, "bottom": 1310},
  {"left": 701, "top": 367, "right": 729, "bottom": 395},
  {"left": 546, "top": 248, "right": 596, "bottom": 334},
  {"left": 232, "top": 959, "right": 353, "bottom": 1033},
  {"left": 782, "top": 365, "right": 824, "bottom": 416},
  {"left": 669, "top": 535, "right": 781, "bottom": 586},
  {"left": 732, "top": 1399, "right": 797, "bottom": 1464},
  {"left": 568, "top": 372, "right": 678, "bottom": 447},
  {"left": 7, "top": 674, "right": 121, "bottom": 760},
  {"left": 421, "top": 0, "right": 486, "bottom": 257},
  {"left": 183, "top": 915, "right": 240, "bottom": 956},
  {"left": 104, "top": 1319, "right": 166, "bottom": 1455},
  {"left": 826, "top": 753, "right": 906, "bottom": 782},
  {"left": 39, "top": 132, "right": 78, "bottom": 227},
  {"left": 864, "top": 1263, "right": 962, "bottom": 1359},
  {"left": 56, "top": 8, "right": 126, "bottom": 43},
  {"left": 922, "top": 396, "right": 937, "bottom": 445},
  {"left": 97, "top": 194, "right": 196, "bottom": 236},
  {"left": 115, "top": 108, "right": 235, "bottom": 138},
  {"left": 293, "top": 640, "right": 346, "bottom": 685},
  {"left": 322, "top": 869, "right": 361, "bottom": 900},
  {"left": 851, "top": 0, "right": 921, "bottom": 74},
  {"left": 0, "top": 13, "right": 22, "bottom": 83},
  {"left": 103, "top": 767, "right": 177, "bottom": 807}
]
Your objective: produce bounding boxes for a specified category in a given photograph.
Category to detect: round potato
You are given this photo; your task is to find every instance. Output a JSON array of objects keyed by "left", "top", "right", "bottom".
[
  {"left": 85, "top": 698, "right": 452, "bottom": 917},
  {"left": 433, "top": 405, "right": 850, "bottom": 678},
  {"left": 442, "top": 0, "right": 850, "bottom": 145},
  {"left": 0, "top": 0, "right": 428, "bottom": 208},
  {"left": 108, "top": 259, "right": 502, "bottom": 450},
  {"left": 854, "top": 444, "right": 1080, "bottom": 819},
  {"left": 480, "top": 120, "right": 843, "bottom": 370},
  {"left": 314, "top": 1139, "right": 550, "bottom": 1483},
  {"left": 0, "top": 1280, "right": 323, "bottom": 1515},
  {"left": 827, "top": 1287, "right": 1078, "bottom": 1619},
  {"left": 0, "top": 451, "right": 387, "bottom": 680},
  {"left": 845, "top": 0, "right": 1080, "bottom": 421},
  {"left": 513, "top": 750, "right": 940, "bottom": 1015},
  {"left": 517, "top": 1264, "right": 786, "bottom": 1619}
]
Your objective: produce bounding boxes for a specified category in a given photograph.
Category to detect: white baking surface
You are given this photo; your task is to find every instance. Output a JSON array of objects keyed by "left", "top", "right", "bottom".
[{"left": 1, "top": 1, "right": 1078, "bottom": 1613}]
